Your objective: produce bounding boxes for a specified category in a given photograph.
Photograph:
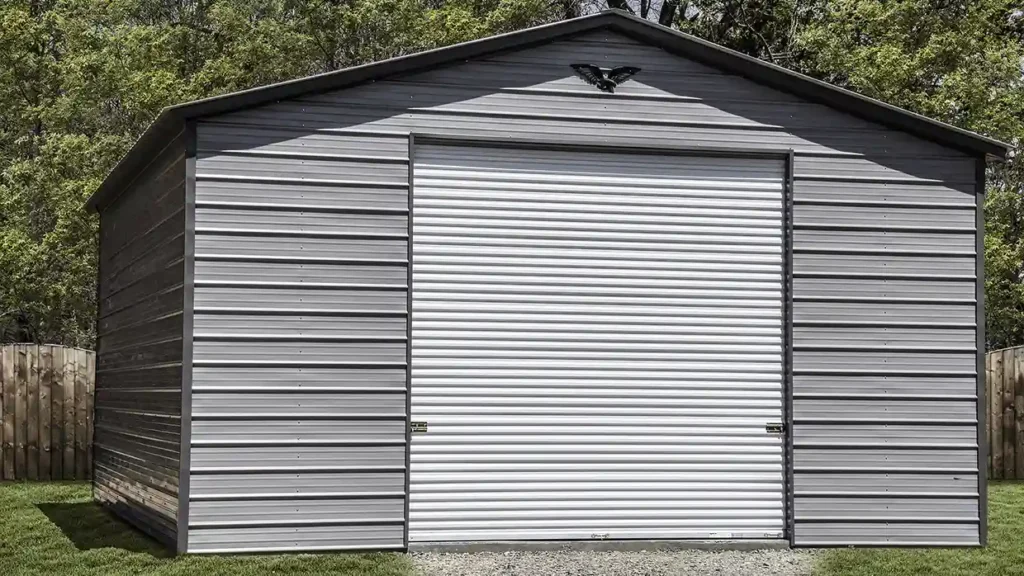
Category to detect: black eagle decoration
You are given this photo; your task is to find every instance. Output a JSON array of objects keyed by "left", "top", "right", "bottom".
[{"left": 570, "top": 64, "right": 642, "bottom": 93}]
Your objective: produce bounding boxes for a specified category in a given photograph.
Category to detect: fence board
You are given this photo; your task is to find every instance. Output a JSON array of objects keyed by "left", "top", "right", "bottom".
[
  {"left": 15, "top": 345, "right": 28, "bottom": 479},
  {"left": 992, "top": 350, "right": 1005, "bottom": 479},
  {"left": 63, "top": 349, "right": 76, "bottom": 480},
  {"left": 75, "top": 349, "right": 89, "bottom": 480},
  {"left": 1005, "top": 348, "right": 1016, "bottom": 479},
  {"left": 26, "top": 345, "right": 39, "bottom": 480},
  {"left": 986, "top": 353, "right": 994, "bottom": 478},
  {"left": 50, "top": 346, "right": 63, "bottom": 480},
  {"left": 38, "top": 345, "right": 51, "bottom": 481}
]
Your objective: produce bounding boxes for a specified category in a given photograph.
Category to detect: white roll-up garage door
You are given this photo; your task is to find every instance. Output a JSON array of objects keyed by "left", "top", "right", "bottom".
[{"left": 409, "top": 142, "right": 785, "bottom": 543}]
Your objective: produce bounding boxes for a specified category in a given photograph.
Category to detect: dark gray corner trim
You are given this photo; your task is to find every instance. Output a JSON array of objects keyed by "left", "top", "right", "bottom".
[
  {"left": 176, "top": 120, "right": 197, "bottom": 555},
  {"left": 85, "top": 10, "right": 1011, "bottom": 211},
  {"left": 91, "top": 215, "right": 103, "bottom": 503},
  {"left": 403, "top": 134, "right": 415, "bottom": 551},
  {"left": 783, "top": 149, "right": 796, "bottom": 546},
  {"left": 976, "top": 158, "right": 987, "bottom": 547}
]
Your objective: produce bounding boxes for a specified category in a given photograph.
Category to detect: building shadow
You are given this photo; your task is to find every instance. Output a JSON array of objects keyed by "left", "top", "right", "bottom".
[{"left": 36, "top": 502, "right": 171, "bottom": 557}]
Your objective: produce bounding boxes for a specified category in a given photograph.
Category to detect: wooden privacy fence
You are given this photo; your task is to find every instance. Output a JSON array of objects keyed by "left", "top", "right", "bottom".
[
  {"left": 988, "top": 345, "right": 1024, "bottom": 479},
  {"left": 0, "top": 344, "right": 94, "bottom": 480}
]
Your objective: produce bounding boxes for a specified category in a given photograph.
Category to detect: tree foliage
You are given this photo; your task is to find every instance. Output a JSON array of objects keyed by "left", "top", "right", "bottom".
[{"left": 1, "top": 0, "right": 1022, "bottom": 348}]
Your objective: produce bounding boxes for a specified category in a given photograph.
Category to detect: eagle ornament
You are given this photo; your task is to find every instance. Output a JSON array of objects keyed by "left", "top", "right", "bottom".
[{"left": 570, "top": 64, "right": 642, "bottom": 93}]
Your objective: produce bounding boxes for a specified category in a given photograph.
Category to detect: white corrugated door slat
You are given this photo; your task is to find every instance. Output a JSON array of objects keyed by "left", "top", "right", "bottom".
[{"left": 410, "top": 143, "right": 785, "bottom": 543}]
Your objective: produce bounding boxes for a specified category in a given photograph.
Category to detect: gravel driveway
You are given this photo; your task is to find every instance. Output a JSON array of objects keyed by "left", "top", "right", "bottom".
[{"left": 412, "top": 548, "right": 819, "bottom": 576}]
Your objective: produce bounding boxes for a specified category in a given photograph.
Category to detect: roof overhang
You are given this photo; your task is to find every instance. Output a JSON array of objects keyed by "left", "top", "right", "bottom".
[{"left": 85, "top": 9, "right": 1012, "bottom": 212}]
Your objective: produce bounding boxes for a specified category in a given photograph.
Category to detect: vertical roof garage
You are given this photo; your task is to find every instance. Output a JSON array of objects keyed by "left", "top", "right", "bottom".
[{"left": 85, "top": 10, "right": 1009, "bottom": 554}]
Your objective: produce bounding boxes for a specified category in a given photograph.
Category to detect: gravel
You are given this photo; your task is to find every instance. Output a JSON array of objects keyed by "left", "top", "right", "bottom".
[{"left": 412, "top": 548, "right": 819, "bottom": 576}]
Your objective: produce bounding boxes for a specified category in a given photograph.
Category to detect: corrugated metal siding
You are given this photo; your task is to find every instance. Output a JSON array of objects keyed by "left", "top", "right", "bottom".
[
  {"left": 198, "top": 27, "right": 981, "bottom": 548},
  {"left": 94, "top": 132, "right": 186, "bottom": 549},
  {"left": 409, "top": 143, "right": 784, "bottom": 542},
  {"left": 186, "top": 127, "right": 409, "bottom": 553},
  {"left": 791, "top": 161, "right": 980, "bottom": 545}
]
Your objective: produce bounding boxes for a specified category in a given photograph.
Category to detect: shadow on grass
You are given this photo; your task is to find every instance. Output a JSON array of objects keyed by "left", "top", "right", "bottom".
[{"left": 36, "top": 502, "right": 171, "bottom": 557}]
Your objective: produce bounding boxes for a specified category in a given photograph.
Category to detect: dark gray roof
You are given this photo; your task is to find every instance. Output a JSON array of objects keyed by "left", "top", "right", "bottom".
[{"left": 86, "top": 9, "right": 1012, "bottom": 211}]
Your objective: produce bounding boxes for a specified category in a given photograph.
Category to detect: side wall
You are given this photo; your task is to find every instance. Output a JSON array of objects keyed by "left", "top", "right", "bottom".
[
  {"left": 94, "top": 131, "right": 187, "bottom": 549},
  {"left": 191, "top": 28, "right": 982, "bottom": 549}
]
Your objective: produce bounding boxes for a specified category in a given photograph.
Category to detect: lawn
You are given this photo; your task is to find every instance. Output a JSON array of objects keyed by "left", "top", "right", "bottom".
[
  {"left": 0, "top": 482, "right": 413, "bottom": 576},
  {"left": 815, "top": 481, "right": 1024, "bottom": 576}
]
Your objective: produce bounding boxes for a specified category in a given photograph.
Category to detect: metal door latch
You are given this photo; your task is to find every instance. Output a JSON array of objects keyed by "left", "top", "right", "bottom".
[{"left": 766, "top": 423, "right": 785, "bottom": 435}]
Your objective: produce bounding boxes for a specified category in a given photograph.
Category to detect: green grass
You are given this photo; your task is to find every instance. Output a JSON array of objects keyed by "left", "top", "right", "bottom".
[
  {"left": 0, "top": 482, "right": 414, "bottom": 576},
  {"left": 816, "top": 481, "right": 1024, "bottom": 576}
]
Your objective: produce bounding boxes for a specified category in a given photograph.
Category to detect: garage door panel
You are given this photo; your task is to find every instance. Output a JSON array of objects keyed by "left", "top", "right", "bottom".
[{"left": 410, "top": 143, "right": 784, "bottom": 543}]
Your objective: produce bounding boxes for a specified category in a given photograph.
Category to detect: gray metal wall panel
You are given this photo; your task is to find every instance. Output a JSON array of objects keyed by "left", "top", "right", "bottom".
[
  {"left": 796, "top": 424, "right": 976, "bottom": 445},
  {"left": 190, "top": 498, "right": 405, "bottom": 525},
  {"left": 188, "top": 525, "right": 404, "bottom": 554},
  {"left": 794, "top": 302, "right": 975, "bottom": 324},
  {"left": 794, "top": 399, "right": 976, "bottom": 422},
  {"left": 190, "top": 445, "right": 406, "bottom": 469},
  {"left": 194, "top": 179, "right": 408, "bottom": 210},
  {"left": 193, "top": 260, "right": 407, "bottom": 285},
  {"left": 794, "top": 473, "right": 978, "bottom": 494},
  {"left": 793, "top": 523, "right": 979, "bottom": 546},
  {"left": 793, "top": 277, "right": 976, "bottom": 300},
  {"left": 193, "top": 235, "right": 407, "bottom": 260},
  {"left": 795, "top": 498, "right": 979, "bottom": 519},
  {"left": 794, "top": 448, "right": 977, "bottom": 470},
  {"left": 188, "top": 122, "right": 409, "bottom": 552},
  {"left": 793, "top": 326, "right": 975, "bottom": 348},
  {"left": 793, "top": 180, "right": 974, "bottom": 205},
  {"left": 794, "top": 375, "right": 977, "bottom": 397},
  {"left": 794, "top": 229, "right": 975, "bottom": 253},
  {"left": 94, "top": 131, "right": 186, "bottom": 550},
  {"left": 193, "top": 314, "right": 407, "bottom": 338},
  {"left": 189, "top": 472, "right": 406, "bottom": 498},
  {"left": 195, "top": 28, "right": 980, "bottom": 548}
]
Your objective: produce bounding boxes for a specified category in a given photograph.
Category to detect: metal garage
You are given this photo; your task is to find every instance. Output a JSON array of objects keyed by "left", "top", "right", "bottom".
[{"left": 85, "top": 10, "right": 1008, "bottom": 554}]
